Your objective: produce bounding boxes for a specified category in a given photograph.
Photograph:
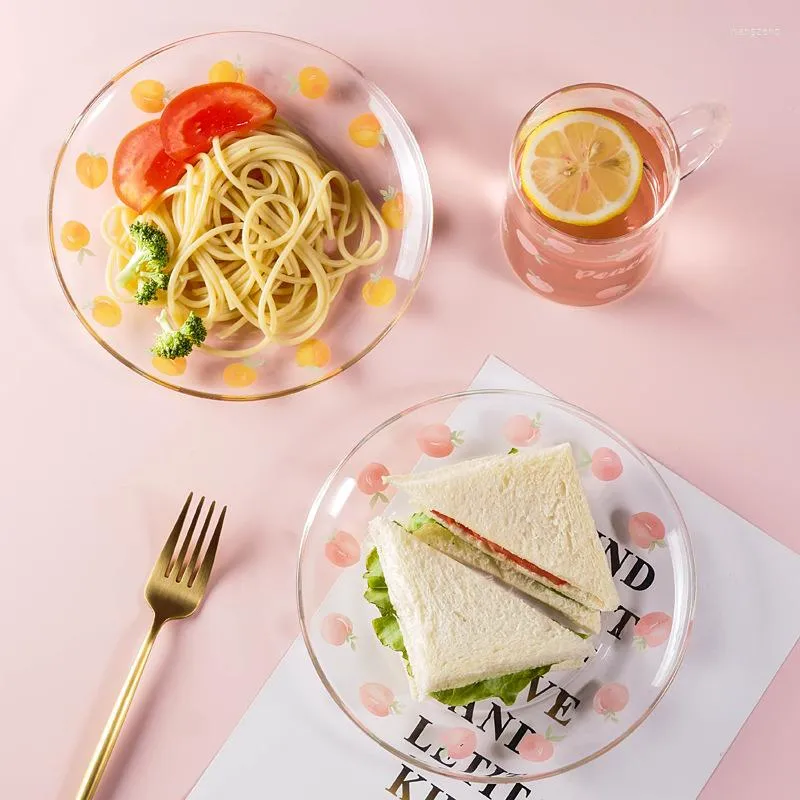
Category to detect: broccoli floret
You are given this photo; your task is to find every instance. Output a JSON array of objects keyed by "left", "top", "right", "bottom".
[
  {"left": 181, "top": 312, "right": 207, "bottom": 344},
  {"left": 151, "top": 310, "right": 207, "bottom": 360},
  {"left": 117, "top": 220, "right": 170, "bottom": 303},
  {"left": 134, "top": 270, "right": 170, "bottom": 305}
]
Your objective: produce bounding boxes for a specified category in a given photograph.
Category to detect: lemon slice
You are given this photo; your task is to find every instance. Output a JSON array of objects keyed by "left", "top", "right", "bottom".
[{"left": 520, "top": 110, "right": 643, "bottom": 226}]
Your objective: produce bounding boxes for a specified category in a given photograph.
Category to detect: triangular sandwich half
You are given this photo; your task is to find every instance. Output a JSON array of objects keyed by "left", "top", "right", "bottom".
[
  {"left": 367, "top": 517, "right": 594, "bottom": 703},
  {"left": 388, "top": 443, "right": 619, "bottom": 618}
]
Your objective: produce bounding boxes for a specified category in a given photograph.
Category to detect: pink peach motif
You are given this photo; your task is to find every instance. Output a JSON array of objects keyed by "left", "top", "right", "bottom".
[
  {"left": 439, "top": 727, "right": 477, "bottom": 760},
  {"left": 504, "top": 413, "right": 542, "bottom": 447},
  {"left": 417, "top": 424, "right": 464, "bottom": 458},
  {"left": 545, "top": 237, "right": 574, "bottom": 254},
  {"left": 357, "top": 462, "right": 390, "bottom": 506},
  {"left": 526, "top": 271, "right": 554, "bottom": 293},
  {"left": 520, "top": 735, "right": 552, "bottom": 763},
  {"left": 324, "top": 531, "right": 360, "bottom": 567},
  {"left": 593, "top": 683, "right": 629, "bottom": 721},
  {"left": 603, "top": 246, "right": 639, "bottom": 263},
  {"left": 633, "top": 611, "right": 672, "bottom": 650},
  {"left": 515, "top": 228, "right": 541, "bottom": 259},
  {"left": 518, "top": 726, "right": 564, "bottom": 762},
  {"left": 595, "top": 284, "right": 629, "bottom": 301},
  {"left": 629, "top": 512, "right": 666, "bottom": 551},
  {"left": 359, "top": 682, "right": 399, "bottom": 717},
  {"left": 321, "top": 613, "right": 357, "bottom": 649},
  {"left": 614, "top": 246, "right": 642, "bottom": 261},
  {"left": 591, "top": 447, "right": 623, "bottom": 481}
]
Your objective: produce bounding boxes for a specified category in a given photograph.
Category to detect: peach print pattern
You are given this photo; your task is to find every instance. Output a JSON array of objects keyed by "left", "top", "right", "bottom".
[
  {"left": 417, "top": 423, "right": 463, "bottom": 457},
  {"left": 593, "top": 683, "right": 629, "bottom": 722},
  {"left": 359, "top": 682, "right": 400, "bottom": 717},
  {"left": 152, "top": 356, "right": 186, "bottom": 376},
  {"left": 362, "top": 273, "right": 397, "bottom": 307},
  {"left": 295, "top": 339, "right": 331, "bottom": 368},
  {"left": 439, "top": 728, "right": 477, "bottom": 760},
  {"left": 289, "top": 66, "right": 330, "bottom": 99},
  {"left": 518, "top": 726, "right": 566, "bottom": 762},
  {"left": 503, "top": 413, "right": 542, "bottom": 446},
  {"left": 325, "top": 531, "right": 360, "bottom": 567},
  {"left": 591, "top": 447, "right": 623, "bottom": 481},
  {"left": 380, "top": 187, "right": 405, "bottom": 229},
  {"left": 357, "top": 462, "right": 390, "bottom": 507},
  {"left": 208, "top": 59, "right": 245, "bottom": 83},
  {"left": 629, "top": 511, "right": 666, "bottom": 550},
  {"left": 222, "top": 362, "right": 258, "bottom": 388},
  {"left": 60, "top": 221, "right": 93, "bottom": 264},
  {"left": 130, "top": 79, "right": 170, "bottom": 112},
  {"left": 321, "top": 613, "right": 357, "bottom": 649},
  {"left": 91, "top": 296, "right": 121, "bottom": 327},
  {"left": 75, "top": 152, "right": 108, "bottom": 189},
  {"left": 633, "top": 611, "right": 672, "bottom": 650},
  {"left": 349, "top": 113, "right": 385, "bottom": 147}
]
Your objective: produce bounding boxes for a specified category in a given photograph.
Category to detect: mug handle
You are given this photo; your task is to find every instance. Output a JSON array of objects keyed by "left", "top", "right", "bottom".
[{"left": 668, "top": 103, "right": 731, "bottom": 180}]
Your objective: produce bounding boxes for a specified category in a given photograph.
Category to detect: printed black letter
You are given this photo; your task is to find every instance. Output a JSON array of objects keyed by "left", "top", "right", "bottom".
[
  {"left": 545, "top": 688, "right": 581, "bottom": 727},
  {"left": 387, "top": 765, "right": 427, "bottom": 799},
  {"left": 607, "top": 605, "right": 641, "bottom": 640},
  {"left": 405, "top": 716, "right": 434, "bottom": 753},
  {"left": 477, "top": 703, "right": 517, "bottom": 740}
]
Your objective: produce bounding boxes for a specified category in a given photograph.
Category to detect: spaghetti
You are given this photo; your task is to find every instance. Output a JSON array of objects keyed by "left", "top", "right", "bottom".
[{"left": 102, "top": 119, "right": 389, "bottom": 357}]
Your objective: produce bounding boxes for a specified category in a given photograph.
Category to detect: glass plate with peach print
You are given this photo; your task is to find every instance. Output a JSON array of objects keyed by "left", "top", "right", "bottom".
[
  {"left": 49, "top": 31, "right": 432, "bottom": 400},
  {"left": 298, "top": 389, "right": 695, "bottom": 783}
]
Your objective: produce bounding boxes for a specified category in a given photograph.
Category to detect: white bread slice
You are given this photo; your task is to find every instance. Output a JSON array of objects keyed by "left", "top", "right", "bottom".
[
  {"left": 412, "top": 522, "right": 601, "bottom": 634},
  {"left": 550, "top": 657, "right": 586, "bottom": 671},
  {"left": 389, "top": 444, "right": 619, "bottom": 611},
  {"left": 370, "top": 517, "right": 594, "bottom": 699}
]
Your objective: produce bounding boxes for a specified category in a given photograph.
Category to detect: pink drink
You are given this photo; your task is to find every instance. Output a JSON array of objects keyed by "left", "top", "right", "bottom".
[{"left": 502, "top": 84, "right": 728, "bottom": 306}]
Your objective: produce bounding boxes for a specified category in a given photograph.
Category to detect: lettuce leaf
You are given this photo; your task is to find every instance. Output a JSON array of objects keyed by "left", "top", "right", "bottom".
[
  {"left": 373, "top": 615, "right": 408, "bottom": 659},
  {"left": 363, "top": 546, "right": 394, "bottom": 615},
  {"left": 431, "top": 665, "right": 550, "bottom": 707},
  {"left": 363, "top": 546, "right": 550, "bottom": 706}
]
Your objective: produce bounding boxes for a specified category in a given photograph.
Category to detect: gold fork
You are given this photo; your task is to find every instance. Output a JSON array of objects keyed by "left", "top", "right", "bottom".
[{"left": 76, "top": 493, "right": 227, "bottom": 800}]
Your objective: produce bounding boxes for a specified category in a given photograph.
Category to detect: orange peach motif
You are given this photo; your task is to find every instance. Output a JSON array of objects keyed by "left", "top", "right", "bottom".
[{"left": 349, "top": 113, "right": 384, "bottom": 148}]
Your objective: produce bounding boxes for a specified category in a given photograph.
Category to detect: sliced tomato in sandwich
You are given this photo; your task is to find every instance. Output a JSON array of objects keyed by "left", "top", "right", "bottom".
[
  {"left": 112, "top": 121, "right": 185, "bottom": 212},
  {"left": 159, "top": 82, "right": 277, "bottom": 161},
  {"left": 431, "top": 511, "right": 569, "bottom": 587}
]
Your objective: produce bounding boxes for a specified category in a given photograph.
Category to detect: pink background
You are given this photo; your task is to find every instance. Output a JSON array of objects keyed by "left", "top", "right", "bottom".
[{"left": 2, "top": 2, "right": 797, "bottom": 799}]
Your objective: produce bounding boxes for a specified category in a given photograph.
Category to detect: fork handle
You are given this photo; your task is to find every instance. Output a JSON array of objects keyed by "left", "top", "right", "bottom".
[{"left": 75, "top": 617, "right": 164, "bottom": 800}]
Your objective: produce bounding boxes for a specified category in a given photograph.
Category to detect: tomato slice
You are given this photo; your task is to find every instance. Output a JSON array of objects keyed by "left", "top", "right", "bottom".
[
  {"left": 431, "top": 511, "right": 569, "bottom": 587},
  {"left": 159, "top": 82, "right": 277, "bottom": 161},
  {"left": 112, "top": 120, "right": 185, "bottom": 212}
]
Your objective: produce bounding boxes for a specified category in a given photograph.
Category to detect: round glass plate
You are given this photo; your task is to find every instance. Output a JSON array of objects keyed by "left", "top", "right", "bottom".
[
  {"left": 48, "top": 31, "right": 432, "bottom": 400},
  {"left": 298, "top": 390, "right": 696, "bottom": 783}
]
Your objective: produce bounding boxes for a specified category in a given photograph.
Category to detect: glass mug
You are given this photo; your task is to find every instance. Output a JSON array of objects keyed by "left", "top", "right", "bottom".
[{"left": 502, "top": 83, "right": 730, "bottom": 306}]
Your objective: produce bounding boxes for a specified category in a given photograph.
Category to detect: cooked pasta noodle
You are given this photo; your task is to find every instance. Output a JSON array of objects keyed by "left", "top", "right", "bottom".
[{"left": 101, "top": 119, "right": 389, "bottom": 357}]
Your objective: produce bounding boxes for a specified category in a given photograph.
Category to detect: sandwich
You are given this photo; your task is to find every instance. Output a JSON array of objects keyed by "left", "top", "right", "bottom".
[
  {"left": 388, "top": 443, "right": 619, "bottom": 634},
  {"left": 366, "top": 517, "right": 594, "bottom": 705}
]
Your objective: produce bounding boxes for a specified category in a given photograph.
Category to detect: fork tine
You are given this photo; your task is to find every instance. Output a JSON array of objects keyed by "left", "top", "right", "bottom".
[
  {"left": 173, "top": 497, "right": 205, "bottom": 581},
  {"left": 190, "top": 506, "right": 226, "bottom": 590},
  {"left": 155, "top": 492, "right": 193, "bottom": 577},
  {"left": 185, "top": 501, "right": 215, "bottom": 582}
]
